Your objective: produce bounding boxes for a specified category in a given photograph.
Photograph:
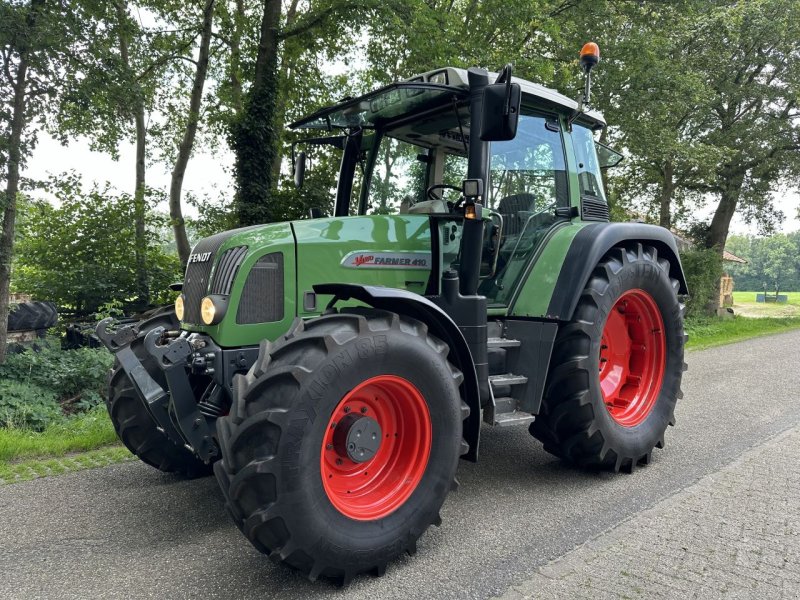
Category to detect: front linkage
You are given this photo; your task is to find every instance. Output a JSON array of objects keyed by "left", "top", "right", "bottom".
[{"left": 96, "top": 317, "right": 254, "bottom": 463}]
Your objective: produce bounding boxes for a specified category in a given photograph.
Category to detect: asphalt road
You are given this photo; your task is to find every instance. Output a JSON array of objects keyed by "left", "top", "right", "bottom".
[{"left": 2, "top": 330, "right": 799, "bottom": 600}]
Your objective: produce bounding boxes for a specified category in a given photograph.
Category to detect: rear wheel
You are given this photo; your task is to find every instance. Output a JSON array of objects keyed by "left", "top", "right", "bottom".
[
  {"left": 531, "top": 244, "right": 686, "bottom": 472},
  {"left": 107, "top": 307, "right": 211, "bottom": 477},
  {"left": 7, "top": 301, "right": 57, "bottom": 331},
  {"left": 214, "top": 309, "right": 468, "bottom": 584}
]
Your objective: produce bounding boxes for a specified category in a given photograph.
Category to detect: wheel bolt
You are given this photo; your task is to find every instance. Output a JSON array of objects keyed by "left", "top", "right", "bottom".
[
  {"left": 344, "top": 406, "right": 351, "bottom": 413},
  {"left": 335, "top": 458, "right": 343, "bottom": 465},
  {"left": 360, "top": 407, "right": 367, "bottom": 414}
]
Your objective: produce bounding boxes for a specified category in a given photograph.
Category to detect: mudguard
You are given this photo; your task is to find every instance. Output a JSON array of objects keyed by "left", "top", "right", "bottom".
[
  {"left": 546, "top": 222, "right": 688, "bottom": 321},
  {"left": 314, "top": 283, "right": 482, "bottom": 462}
]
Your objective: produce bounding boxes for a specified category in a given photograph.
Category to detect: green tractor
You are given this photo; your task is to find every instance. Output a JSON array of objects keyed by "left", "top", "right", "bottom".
[{"left": 97, "top": 44, "right": 687, "bottom": 584}]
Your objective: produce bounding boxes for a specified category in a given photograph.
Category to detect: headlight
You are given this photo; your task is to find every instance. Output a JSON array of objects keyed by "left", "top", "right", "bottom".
[
  {"left": 200, "top": 296, "right": 216, "bottom": 325},
  {"left": 175, "top": 295, "right": 185, "bottom": 321}
]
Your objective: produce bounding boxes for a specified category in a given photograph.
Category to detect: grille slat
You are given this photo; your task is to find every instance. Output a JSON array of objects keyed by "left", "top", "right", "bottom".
[
  {"left": 581, "top": 196, "right": 610, "bottom": 222},
  {"left": 236, "top": 253, "right": 284, "bottom": 324},
  {"left": 211, "top": 246, "right": 248, "bottom": 296}
]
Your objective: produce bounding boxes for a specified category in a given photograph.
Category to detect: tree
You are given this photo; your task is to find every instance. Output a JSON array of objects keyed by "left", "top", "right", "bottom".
[
  {"left": 13, "top": 175, "right": 181, "bottom": 316},
  {"left": 0, "top": 0, "right": 66, "bottom": 363},
  {"left": 230, "top": 0, "right": 387, "bottom": 226},
  {"left": 692, "top": 0, "right": 800, "bottom": 254}
]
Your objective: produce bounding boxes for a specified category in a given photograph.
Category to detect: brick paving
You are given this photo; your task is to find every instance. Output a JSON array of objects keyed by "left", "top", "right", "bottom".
[{"left": 499, "top": 426, "right": 800, "bottom": 599}]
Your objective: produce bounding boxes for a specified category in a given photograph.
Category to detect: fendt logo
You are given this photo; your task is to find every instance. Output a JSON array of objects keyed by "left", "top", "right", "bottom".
[
  {"left": 188, "top": 252, "right": 212, "bottom": 264},
  {"left": 341, "top": 251, "right": 431, "bottom": 270}
]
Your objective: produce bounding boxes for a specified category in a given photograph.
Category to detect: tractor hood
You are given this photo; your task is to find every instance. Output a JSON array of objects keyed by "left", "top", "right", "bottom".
[{"left": 180, "top": 215, "right": 433, "bottom": 348}]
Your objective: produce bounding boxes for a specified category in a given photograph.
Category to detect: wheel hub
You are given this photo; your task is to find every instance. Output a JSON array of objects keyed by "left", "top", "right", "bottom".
[{"left": 333, "top": 413, "right": 383, "bottom": 463}]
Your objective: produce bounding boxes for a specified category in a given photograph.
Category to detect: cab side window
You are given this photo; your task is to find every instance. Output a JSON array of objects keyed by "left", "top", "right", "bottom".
[{"left": 571, "top": 125, "right": 606, "bottom": 201}]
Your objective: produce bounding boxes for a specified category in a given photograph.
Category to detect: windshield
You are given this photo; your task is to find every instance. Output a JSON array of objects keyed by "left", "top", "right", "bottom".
[{"left": 291, "top": 83, "right": 466, "bottom": 131}]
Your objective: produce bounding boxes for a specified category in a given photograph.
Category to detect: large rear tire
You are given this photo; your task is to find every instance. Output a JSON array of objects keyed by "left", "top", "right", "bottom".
[
  {"left": 214, "top": 309, "right": 468, "bottom": 584},
  {"left": 106, "top": 307, "right": 211, "bottom": 477},
  {"left": 7, "top": 301, "right": 57, "bottom": 332},
  {"left": 531, "top": 244, "right": 686, "bottom": 472}
]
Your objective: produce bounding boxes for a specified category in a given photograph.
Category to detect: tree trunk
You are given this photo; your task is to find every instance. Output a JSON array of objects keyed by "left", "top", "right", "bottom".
[
  {"left": 170, "top": 0, "right": 215, "bottom": 266},
  {"left": 232, "top": 0, "right": 281, "bottom": 226},
  {"left": 116, "top": 1, "right": 149, "bottom": 308},
  {"left": 707, "top": 170, "right": 744, "bottom": 253},
  {"left": 658, "top": 159, "right": 674, "bottom": 229},
  {"left": 268, "top": 0, "right": 301, "bottom": 188},
  {"left": 0, "top": 0, "right": 41, "bottom": 364},
  {"left": 0, "top": 47, "right": 30, "bottom": 365},
  {"left": 704, "top": 169, "right": 744, "bottom": 315}
]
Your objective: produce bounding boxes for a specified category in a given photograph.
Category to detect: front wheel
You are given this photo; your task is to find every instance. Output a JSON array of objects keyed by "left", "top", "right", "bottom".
[
  {"left": 214, "top": 309, "right": 468, "bottom": 584},
  {"left": 531, "top": 244, "right": 686, "bottom": 472}
]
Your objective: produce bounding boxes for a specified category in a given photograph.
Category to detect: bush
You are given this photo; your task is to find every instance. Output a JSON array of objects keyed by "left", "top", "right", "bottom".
[
  {"left": 0, "top": 340, "right": 114, "bottom": 413},
  {"left": 681, "top": 248, "right": 723, "bottom": 318},
  {"left": 0, "top": 380, "right": 62, "bottom": 431}
]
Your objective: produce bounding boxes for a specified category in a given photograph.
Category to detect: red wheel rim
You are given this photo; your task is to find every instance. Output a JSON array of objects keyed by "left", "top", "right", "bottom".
[
  {"left": 320, "top": 375, "right": 431, "bottom": 520},
  {"left": 599, "top": 289, "right": 666, "bottom": 427}
]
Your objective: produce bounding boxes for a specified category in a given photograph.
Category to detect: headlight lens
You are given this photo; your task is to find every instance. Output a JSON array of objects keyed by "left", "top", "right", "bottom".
[
  {"left": 175, "top": 295, "right": 185, "bottom": 321},
  {"left": 200, "top": 296, "right": 216, "bottom": 325}
]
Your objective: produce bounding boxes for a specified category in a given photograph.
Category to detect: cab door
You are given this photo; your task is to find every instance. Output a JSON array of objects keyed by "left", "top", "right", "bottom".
[{"left": 479, "top": 112, "right": 571, "bottom": 306}]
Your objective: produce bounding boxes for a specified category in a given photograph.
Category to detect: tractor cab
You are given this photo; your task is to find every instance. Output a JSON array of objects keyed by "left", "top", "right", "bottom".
[{"left": 290, "top": 66, "right": 618, "bottom": 307}]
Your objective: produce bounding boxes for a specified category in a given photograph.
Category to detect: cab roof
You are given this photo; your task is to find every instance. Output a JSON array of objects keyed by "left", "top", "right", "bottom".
[{"left": 290, "top": 66, "right": 606, "bottom": 131}]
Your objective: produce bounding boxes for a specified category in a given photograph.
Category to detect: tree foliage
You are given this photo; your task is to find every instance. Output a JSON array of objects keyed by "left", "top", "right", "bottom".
[
  {"left": 726, "top": 233, "right": 800, "bottom": 292},
  {"left": 13, "top": 175, "right": 180, "bottom": 316}
]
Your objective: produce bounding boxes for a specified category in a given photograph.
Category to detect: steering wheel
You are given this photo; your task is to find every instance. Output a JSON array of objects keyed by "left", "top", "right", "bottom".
[{"left": 426, "top": 184, "right": 461, "bottom": 201}]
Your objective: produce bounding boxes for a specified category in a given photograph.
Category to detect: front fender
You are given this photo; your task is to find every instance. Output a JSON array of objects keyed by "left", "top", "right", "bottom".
[{"left": 314, "top": 283, "right": 481, "bottom": 462}]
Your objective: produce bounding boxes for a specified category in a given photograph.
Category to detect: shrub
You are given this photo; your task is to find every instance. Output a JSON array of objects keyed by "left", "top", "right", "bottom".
[
  {"left": 0, "top": 340, "right": 114, "bottom": 411},
  {"left": 0, "top": 380, "right": 62, "bottom": 431},
  {"left": 680, "top": 248, "right": 723, "bottom": 318}
]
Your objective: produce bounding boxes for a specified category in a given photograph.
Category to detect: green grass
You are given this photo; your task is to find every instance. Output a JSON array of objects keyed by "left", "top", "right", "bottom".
[
  {"left": 685, "top": 315, "right": 800, "bottom": 350},
  {"left": 734, "top": 291, "right": 800, "bottom": 304},
  {"left": 0, "top": 405, "right": 119, "bottom": 463},
  {"left": 0, "top": 406, "right": 132, "bottom": 484}
]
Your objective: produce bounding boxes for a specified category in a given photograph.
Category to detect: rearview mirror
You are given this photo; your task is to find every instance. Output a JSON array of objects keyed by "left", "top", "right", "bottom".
[
  {"left": 480, "top": 82, "right": 521, "bottom": 141},
  {"left": 294, "top": 151, "right": 306, "bottom": 189}
]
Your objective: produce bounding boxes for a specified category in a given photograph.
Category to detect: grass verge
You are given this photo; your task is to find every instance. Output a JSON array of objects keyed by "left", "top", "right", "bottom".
[
  {"left": 0, "top": 446, "right": 133, "bottom": 484},
  {"left": 0, "top": 405, "right": 118, "bottom": 462},
  {"left": 686, "top": 316, "right": 800, "bottom": 350},
  {"left": 0, "top": 406, "right": 133, "bottom": 484}
]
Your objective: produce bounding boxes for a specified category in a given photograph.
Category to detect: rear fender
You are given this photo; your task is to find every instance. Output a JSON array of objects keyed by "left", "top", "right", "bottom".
[{"left": 314, "top": 283, "right": 481, "bottom": 462}]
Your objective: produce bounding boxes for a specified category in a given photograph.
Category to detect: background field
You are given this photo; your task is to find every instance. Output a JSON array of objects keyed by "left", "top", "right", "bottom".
[{"left": 731, "top": 291, "right": 800, "bottom": 318}]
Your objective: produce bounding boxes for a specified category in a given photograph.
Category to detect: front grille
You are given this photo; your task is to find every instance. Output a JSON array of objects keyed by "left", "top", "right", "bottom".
[
  {"left": 581, "top": 196, "right": 610, "bottom": 222},
  {"left": 210, "top": 246, "right": 248, "bottom": 296},
  {"left": 236, "top": 253, "right": 284, "bottom": 324},
  {"left": 183, "top": 232, "right": 231, "bottom": 324}
]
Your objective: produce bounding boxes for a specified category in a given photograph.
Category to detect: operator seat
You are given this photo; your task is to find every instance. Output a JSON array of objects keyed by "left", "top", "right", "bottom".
[{"left": 497, "top": 193, "right": 539, "bottom": 237}]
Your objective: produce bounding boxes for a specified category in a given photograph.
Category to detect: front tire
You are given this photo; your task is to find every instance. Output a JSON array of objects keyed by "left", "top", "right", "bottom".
[
  {"left": 214, "top": 309, "right": 468, "bottom": 584},
  {"left": 107, "top": 307, "right": 211, "bottom": 477},
  {"left": 531, "top": 244, "right": 686, "bottom": 472}
]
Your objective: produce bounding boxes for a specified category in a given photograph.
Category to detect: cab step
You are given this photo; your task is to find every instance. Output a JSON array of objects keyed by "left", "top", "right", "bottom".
[
  {"left": 487, "top": 337, "right": 522, "bottom": 349},
  {"left": 489, "top": 373, "right": 528, "bottom": 387},
  {"left": 493, "top": 408, "right": 536, "bottom": 427}
]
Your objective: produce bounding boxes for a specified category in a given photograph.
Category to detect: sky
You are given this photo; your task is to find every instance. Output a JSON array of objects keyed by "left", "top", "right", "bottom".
[{"left": 25, "top": 132, "right": 800, "bottom": 237}]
